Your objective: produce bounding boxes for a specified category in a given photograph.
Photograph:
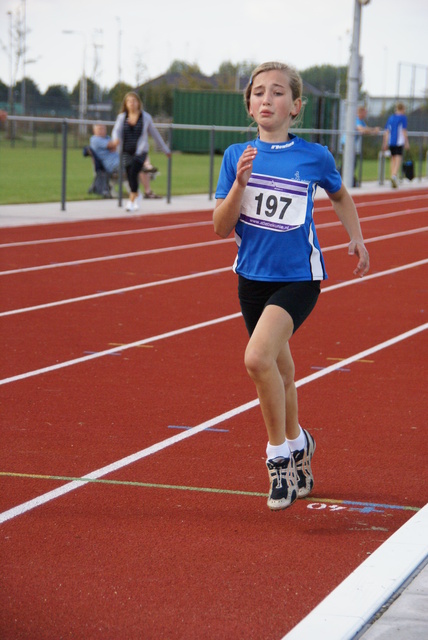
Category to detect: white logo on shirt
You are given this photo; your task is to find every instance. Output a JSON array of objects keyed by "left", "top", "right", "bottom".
[{"left": 270, "top": 141, "right": 295, "bottom": 150}]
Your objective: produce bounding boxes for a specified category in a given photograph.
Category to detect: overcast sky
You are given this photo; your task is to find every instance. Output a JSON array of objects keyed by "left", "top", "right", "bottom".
[{"left": 0, "top": 0, "right": 427, "bottom": 99}]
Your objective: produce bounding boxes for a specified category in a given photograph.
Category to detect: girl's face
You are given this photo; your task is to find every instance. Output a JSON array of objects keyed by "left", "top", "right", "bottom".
[
  {"left": 249, "top": 69, "right": 301, "bottom": 140},
  {"left": 125, "top": 95, "right": 140, "bottom": 112}
]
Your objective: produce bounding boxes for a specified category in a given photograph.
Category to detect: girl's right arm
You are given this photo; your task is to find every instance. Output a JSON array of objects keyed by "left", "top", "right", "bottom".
[
  {"left": 111, "top": 113, "right": 123, "bottom": 143},
  {"left": 213, "top": 145, "right": 257, "bottom": 238}
]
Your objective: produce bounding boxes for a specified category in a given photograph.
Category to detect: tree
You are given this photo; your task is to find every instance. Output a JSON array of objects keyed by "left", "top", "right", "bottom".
[
  {"left": 301, "top": 64, "right": 347, "bottom": 97},
  {"left": 216, "top": 61, "right": 237, "bottom": 90},
  {"left": 0, "top": 79, "right": 8, "bottom": 102},
  {"left": 70, "top": 77, "right": 101, "bottom": 106},
  {"left": 42, "top": 85, "right": 71, "bottom": 115},
  {"left": 140, "top": 82, "right": 173, "bottom": 118},
  {"left": 166, "top": 60, "right": 201, "bottom": 75},
  {"left": 14, "top": 77, "right": 41, "bottom": 113},
  {"left": 108, "top": 82, "right": 133, "bottom": 115}
]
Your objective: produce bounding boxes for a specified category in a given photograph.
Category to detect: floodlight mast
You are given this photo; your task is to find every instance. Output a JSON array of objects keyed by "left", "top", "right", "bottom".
[
  {"left": 62, "top": 29, "right": 87, "bottom": 131},
  {"left": 342, "top": 0, "right": 370, "bottom": 189}
]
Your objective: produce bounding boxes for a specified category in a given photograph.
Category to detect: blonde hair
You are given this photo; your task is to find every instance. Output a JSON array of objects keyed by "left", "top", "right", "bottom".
[
  {"left": 120, "top": 91, "right": 143, "bottom": 114},
  {"left": 244, "top": 61, "right": 305, "bottom": 126}
]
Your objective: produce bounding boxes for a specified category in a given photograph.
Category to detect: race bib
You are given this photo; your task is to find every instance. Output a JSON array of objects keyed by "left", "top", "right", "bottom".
[{"left": 240, "top": 173, "right": 309, "bottom": 232}]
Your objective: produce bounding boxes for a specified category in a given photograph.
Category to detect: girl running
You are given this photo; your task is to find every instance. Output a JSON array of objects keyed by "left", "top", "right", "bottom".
[{"left": 214, "top": 61, "right": 370, "bottom": 511}]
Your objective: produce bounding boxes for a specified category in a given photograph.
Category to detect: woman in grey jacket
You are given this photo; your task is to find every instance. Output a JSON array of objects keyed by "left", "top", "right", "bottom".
[{"left": 112, "top": 92, "right": 171, "bottom": 211}]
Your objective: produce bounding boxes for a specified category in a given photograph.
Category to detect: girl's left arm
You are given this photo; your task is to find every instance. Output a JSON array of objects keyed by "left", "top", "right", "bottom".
[
  {"left": 147, "top": 118, "right": 171, "bottom": 156},
  {"left": 326, "top": 184, "right": 370, "bottom": 277}
]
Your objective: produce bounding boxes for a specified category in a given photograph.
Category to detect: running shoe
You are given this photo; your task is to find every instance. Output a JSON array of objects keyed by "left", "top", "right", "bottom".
[
  {"left": 391, "top": 175, "right": 399, "bottom": 188},
  {"left": 266, "top": 455, "right": 298, "bottom": 511},
  {"left": 125, "top": 200, "right": 139, "bottom": 213},
  {"left": 292, "top": 429, "right": 316, "bottom": 498}
]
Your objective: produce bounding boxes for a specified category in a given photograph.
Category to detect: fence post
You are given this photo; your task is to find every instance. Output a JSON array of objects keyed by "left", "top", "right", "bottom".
[
  {"left": 378, "top": 151, "right": 385, "bottom": 185},
  {"left": 209, "top": 127, "right": 215, "bottom": 200},
  {"left": 418, "top": 136, "right": 423, "bottom": 181},
  {"left": 357, "top": 151, "right": 363, "bottom": 187},
  {"left": 61, "top": 119, "right": 68, "bottom": 211},
  {"left": 118, "top": 148, "right": 123, "bottom": 207},
  {"left": 167, "top": 126, "right": 173, "bottom": 204},
  {"left": 10, "top": 119, "right": 16, "bottom": 147}
]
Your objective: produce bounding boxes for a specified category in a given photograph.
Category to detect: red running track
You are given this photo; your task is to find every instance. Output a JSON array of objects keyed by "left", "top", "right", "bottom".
[{"left": 0, "top": 190, "right": 427, "bottom": 639}]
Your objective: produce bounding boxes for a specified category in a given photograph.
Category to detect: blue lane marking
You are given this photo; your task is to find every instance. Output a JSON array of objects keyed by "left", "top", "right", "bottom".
[
  {"left": 342, "top": 499, "right": 415, "bottom": 513},
  {"left": 83, "top": 351, "right": 122, "bottom": 356},
  {"left": 168, "top": 425, "right": 229, "bottom": 433},
  {"left": 311, "top": 366, "right": 350, "bottom": 372}
]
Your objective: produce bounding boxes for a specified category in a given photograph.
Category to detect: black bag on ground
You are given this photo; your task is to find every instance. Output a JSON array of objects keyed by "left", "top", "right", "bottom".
[
  {"left": 402, "top": 154, "right": 414, "bottom": 181},
  {"left": 88, "top": 170, "right": 112, "bottom": 198}
]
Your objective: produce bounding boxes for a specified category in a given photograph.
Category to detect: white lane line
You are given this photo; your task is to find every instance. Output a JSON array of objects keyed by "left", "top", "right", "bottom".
[
  {"left": 316, "top": 205, "right": 428, "bottom": 229},
  {"left": 2, "top": 256, "right": 426, "bottom": 319},
  {"left": 0, "top": 237, "right": 233, "bottom": 276},
  {"left": 0, "top": 312, "right": 242, "bottom": 386},
  {"left": 282, "top": 504, "right": 428, "bottom": 640},
  {"left": 1, "top": 225, "right": 427, "bottom": 277},
  {"left": 1, "top": 193, "right": 426, "bottom": 248},
  {"left": 2, "top": 263, "right": 427, "bottom": 386},
  {"left": 0, "top": 266, "right": 232, "bottom": 317},
  {"left": 321, "top": 225, "right": 428, "bottom": 254},
  {"left": 0, "top": 220, "right": 213, "bottom": 248},
  {"left": 321, "top": 259, "right": 428, "bottom": 292},
  {"left": 1, "top": 321, "right": 426, "bottom": 525}
]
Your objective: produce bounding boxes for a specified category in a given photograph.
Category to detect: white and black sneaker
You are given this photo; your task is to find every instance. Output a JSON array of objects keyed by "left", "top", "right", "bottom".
[
  {"left": 266, "top": 456, "right": 298, "bottom": 511},
  {"left": 292, "top": 429, "right": 316, "bottom": 498}
]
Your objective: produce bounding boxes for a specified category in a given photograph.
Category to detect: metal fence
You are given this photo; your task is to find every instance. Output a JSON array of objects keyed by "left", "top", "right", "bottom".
[{"left": 1, "top": 115, "right": 427, "bottom": 210}]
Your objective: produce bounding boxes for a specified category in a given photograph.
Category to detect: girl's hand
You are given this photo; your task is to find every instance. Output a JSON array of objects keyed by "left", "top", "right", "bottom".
[
  {"left": 349, "top": 240, "right": 370, "bottom": 277},
  {"left": 236, "top": 146, "right": 257, "bottom": 188}
]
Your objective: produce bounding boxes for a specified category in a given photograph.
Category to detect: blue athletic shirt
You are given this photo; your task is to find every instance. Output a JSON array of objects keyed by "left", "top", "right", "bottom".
[
  {"left": 385, "top": 113, "right": 407, "bottom": 147},
  {"left": 215, "top": 135, "right": 342, "bottom": 282}
]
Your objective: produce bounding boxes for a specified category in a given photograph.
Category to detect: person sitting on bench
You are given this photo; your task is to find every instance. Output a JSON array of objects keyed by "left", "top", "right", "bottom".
[{"left": 87, "top": 123, "right": 159, "bottom": 200}]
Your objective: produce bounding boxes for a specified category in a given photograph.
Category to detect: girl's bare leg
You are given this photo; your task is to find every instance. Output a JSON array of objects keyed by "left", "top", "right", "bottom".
[{"left": 244, "top": 305, "right": 299, "bottom": 445}]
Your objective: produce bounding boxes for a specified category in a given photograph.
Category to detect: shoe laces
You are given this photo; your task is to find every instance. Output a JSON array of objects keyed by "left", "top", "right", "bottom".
[{"left": 267, "top": 457, "right": 295, "bottom": 488}]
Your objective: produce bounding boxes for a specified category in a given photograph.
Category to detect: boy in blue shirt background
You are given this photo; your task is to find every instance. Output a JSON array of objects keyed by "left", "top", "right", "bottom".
[{"left": 382, "top": 102, "right": 410, "bottom": 188}]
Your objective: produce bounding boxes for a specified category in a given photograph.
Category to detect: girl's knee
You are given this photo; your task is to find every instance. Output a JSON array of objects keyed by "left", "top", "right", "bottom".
[{"left": 244, "top": 344, "right": 271, "bottom": 379}]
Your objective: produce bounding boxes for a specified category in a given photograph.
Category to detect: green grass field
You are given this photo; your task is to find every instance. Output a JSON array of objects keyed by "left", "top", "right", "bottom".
[
  {"left": 0, "top": 143, "right": 421, "bottom": 205},
  {"left": 0, "top": 145, "right": 225, "bottom": 204}
]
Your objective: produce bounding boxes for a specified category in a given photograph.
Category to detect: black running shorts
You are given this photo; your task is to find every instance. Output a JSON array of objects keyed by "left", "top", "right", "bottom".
[{"left": 238, "top": 276, "right": 321, "bottom": 336}]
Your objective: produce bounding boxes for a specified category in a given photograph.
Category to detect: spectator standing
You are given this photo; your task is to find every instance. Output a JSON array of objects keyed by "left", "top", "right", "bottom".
[
  {"left": 112, "top": 92, "right": 171, "bottom": 211},
  {"left": 340, "top": 106, "right": 379, "bottom": 186},
  {"left": 382, "top": 102, "right": 410, "bottom": 188}
]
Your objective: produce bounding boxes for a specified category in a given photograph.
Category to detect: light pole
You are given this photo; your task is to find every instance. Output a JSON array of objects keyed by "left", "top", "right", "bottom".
[
  {"left": 92, "top": 28, "right": 104, "bottom": 103},
  {"left": 62, "top": 29, "right": 87, "bottom": 132},
  {"left": 21, "top": 0, "right": 26, "bottom": 115},
  {"left": 7, "top": 10, "right": 13, "bottom": 114},
  {"left": 116, "top": 17, "right": 122, "bottom": 84},
  {"left": 342, "top": 0, "right": 370, "bottom": 189}
]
